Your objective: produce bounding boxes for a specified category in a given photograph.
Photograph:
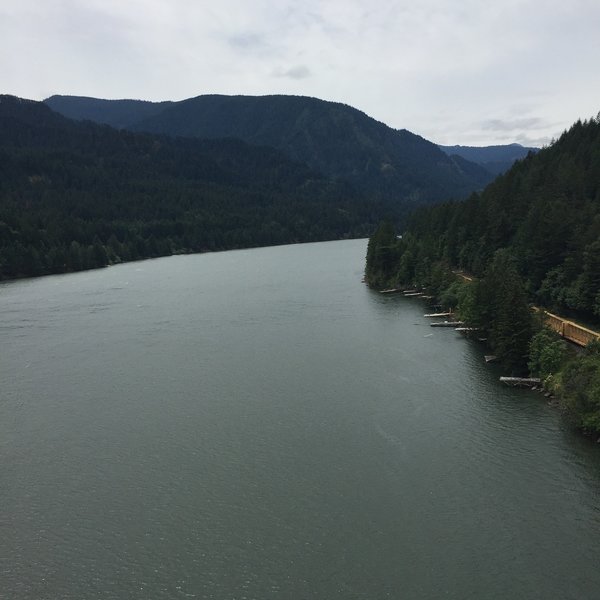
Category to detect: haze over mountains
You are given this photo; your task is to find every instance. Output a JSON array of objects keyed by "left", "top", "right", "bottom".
[{"left": 45, "top": 94, "right": 512, "bottom": 206}]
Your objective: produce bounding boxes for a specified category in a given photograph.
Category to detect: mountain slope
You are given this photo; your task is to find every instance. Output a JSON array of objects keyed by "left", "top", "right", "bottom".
[
  {"left": 45, "top": 94, "right": 494, "bottom": 208},
  {"left": 0, "top": 95, "right": 386, "bottom": 279},
  {"left": 439, "top": 143, "right": 538, "bottom": 175}
]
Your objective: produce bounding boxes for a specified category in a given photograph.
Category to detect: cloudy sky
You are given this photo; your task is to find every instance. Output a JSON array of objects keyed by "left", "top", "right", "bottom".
[{"left": 2, "top": 0, "right": 599, "bottom": 146}]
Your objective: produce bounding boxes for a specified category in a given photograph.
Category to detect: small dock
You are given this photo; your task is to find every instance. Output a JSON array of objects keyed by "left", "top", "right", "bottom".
[
  {"left": 499, "top": 377, "right": 541, "bottom": 387},
  {"left": 380, "top": 288, "right": 402, "bottom": 294},
  {"left": 424, "top": 312, "right": 452, "bottom": 318},
  {"left": 430, "top": 321, "right": 465, "bottom": 328}
]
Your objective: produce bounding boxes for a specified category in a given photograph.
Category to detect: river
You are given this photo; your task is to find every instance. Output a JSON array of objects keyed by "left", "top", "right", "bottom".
[{"left": 1, "top": 239, "right": 599, "bottom": 599}]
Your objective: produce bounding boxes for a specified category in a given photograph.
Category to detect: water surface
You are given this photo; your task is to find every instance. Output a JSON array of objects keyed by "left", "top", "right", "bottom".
[{"left": 1, "top": 239, "right": 599, "bottom": 599}]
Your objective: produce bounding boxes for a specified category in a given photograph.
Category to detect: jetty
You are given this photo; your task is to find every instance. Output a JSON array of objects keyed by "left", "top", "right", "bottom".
[
  {"left": 430, "top": 321, "right": 465, "bottom": 328},
  {"left": 499, "top": 377, "right": 541, "bottom": 387},
  {"left": 424, "top": 312, "right": 453, "bottom": 318},
  {"left": 380, "top": 288, "right": 402, "bottom": 294}
]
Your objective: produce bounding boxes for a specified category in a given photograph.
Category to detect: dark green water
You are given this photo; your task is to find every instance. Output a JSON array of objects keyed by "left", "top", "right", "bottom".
[{"left": 1, "top": 239, "right": 599, "bottom": 599}]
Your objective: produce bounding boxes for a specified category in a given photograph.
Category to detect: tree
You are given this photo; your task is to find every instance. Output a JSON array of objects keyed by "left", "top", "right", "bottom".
[
  {"left": 528, "top": 327, "right": 567, "bottom": 379},
  {"left": 365, "top": 221, "right": 401, "bottom": 288},
  {"left": 480, "top": 250, "right": 533, "bottom": 373},
  {"left": 560, "top": 341, "right": 600, "bottom": 433}
]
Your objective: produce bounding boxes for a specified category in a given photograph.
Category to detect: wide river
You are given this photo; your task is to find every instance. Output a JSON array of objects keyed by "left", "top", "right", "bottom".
[{"left": 1, "top": 239, "right": 600, "bottom": 599}]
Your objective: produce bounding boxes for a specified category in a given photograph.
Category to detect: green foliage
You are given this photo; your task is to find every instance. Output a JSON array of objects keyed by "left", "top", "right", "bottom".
[
  {"left": 438, "top": 280, "right": 464, "bottom": 310},
  {"left": 481, "top": 251, "right": 533, "bottom": 374},
  {"left": 426, "top": 261, "right": 456, "bottom": 299},
  {"left": 528, "top": 327, "right": 568, "bottom": 379},
  {"left": 560, "top": 351, "right": 600, "bottom": 434},
  {"left": 365, "top": 221, "right": 402, "bottom": 288},
  {"left": 455, "top": 282, "right": 478, "bottom": 322}
]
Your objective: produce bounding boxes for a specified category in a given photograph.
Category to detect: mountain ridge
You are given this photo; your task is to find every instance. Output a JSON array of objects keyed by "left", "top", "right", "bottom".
[
  {"left": 0, "top": 94, "right": 388, "bottom": 280},
  {"left": 45, "top": 93, "right": 495, "bottom": 208}
]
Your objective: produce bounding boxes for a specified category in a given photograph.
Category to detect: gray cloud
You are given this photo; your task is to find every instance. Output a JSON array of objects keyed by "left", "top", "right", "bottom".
[
  {"left": 2, "top": 0, "right": 600, "bottom": 145},
  {"left": 514, "top": 132, "right": 553, "bottom": 148},
  {"left": 273, "top": 65, "right": 311, "bottom": 80},
  {"left": 480, "top": 117, "right": 544, "bottom": 132},
  {"left": 227, "top": 33, "right": 268, "bottom": 51}
]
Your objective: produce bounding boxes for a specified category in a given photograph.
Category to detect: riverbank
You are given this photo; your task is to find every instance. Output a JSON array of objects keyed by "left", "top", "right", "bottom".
[{"left": 375, "top": 275, "right": 600, "bottom": 439}]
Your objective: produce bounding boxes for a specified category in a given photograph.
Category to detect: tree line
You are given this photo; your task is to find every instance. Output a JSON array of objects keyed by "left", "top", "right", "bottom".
[{"left": 0, "top": 95, "right": 395, "bottom": 280}]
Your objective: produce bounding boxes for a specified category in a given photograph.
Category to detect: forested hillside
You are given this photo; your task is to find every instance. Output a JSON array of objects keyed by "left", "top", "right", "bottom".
[
  {"left": 407, "top": 116, "right": 600, "bottom": 320},
  {"left": 46, "top": 94, "right": 493, "bottom": 210},
  {"left": 366, "top": 115, "right": 600, "bottom": 432},
  {"left": 0, "top": 95, "right": 387, "bottom": 280}
]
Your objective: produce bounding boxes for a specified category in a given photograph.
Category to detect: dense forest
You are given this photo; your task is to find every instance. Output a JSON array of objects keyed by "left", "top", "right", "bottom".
[
  {"left": 366, "top": 115, "right": 600, "bottom": 434},
  {"left": 0, "top": 95, "right": 391, "bottom": 280},
  {"left": 46, "top": 94, "right": 494, "bottom": 210}
]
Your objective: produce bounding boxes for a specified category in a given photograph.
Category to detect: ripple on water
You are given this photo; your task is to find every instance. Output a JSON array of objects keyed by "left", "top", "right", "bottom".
[{"left": 1, "top": 240, "right": 600, "bottom": 600}]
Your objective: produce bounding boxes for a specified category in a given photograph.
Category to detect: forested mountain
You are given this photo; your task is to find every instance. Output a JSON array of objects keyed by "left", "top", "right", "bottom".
[
  {"left": 45, "top": 94, "right": 494, "bottom": 209},
  {"left": 0, "top": 95, "right": 388, "bottom": 280},
  {"left": 438, "top": 143, "right": 538, "bottom": 175},
  {"left": 368, "top": 115, "right": 600, "bottom": 320}
]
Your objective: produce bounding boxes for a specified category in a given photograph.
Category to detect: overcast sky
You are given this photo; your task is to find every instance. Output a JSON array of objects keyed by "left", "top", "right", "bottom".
[{"left": 2, "top": 0, "right": 599, "bottom": 146}]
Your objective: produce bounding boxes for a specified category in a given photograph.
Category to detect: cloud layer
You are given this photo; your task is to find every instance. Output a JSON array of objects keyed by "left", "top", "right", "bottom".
[{"left": 1, "top": 0, "right": 599, "bottom": 145}]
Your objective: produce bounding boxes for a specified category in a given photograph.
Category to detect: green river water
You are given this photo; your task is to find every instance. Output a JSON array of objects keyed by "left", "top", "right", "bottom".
[{"left": 1, "top": 239, "right": 599, "bottom": 599}]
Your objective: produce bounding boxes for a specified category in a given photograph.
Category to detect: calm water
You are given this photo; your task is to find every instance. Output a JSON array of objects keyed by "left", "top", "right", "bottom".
[{"left": 1, "top": 239, "right": 600, "bottom": 599}]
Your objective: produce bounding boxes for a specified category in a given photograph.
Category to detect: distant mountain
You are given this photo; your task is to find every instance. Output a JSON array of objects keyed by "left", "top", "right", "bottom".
[
  {"left": 45, "top": 94, "right": 494, "bottom": 208},
  {"left": 45, "top": 95, "right": 174, "bottom": 129},
  {"left": 438, "top": 143, "right": 538, "bottom": 176},
  {"left": 0, "top": 95, "right": 388, "bottom": 280}
]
